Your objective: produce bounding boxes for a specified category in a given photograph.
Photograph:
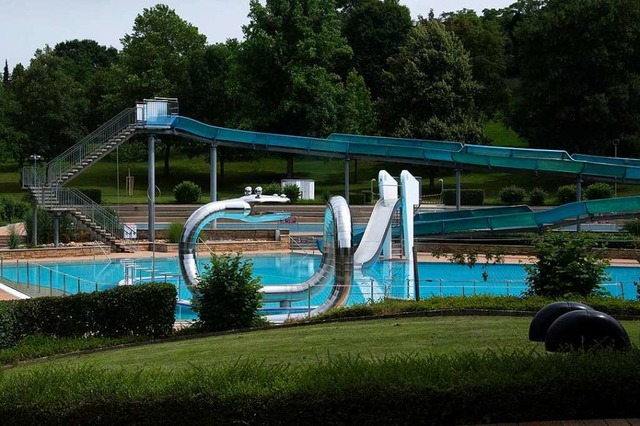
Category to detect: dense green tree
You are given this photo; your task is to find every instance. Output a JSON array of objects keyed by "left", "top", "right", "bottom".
[
  {"left": 340, "top": 0, "right": 412, "bottom": 100},
  {"left": 234, "top": 0, "right": 373, "bottom": 178},
  {"left": 53, "top": 39, "right": 118, "bottom": 131},
  {"left": 511, "top": 0, "right": 640, "bottom": 154},
  {"left": 105, "top": 4, "right": 207, "bottom": 175},
  {"left": 2, "top": 60, "right": 9, "bottom": 86},
  {"left": 442, "top": 9, "right": 508, "bottom": 117},
  {"left": 378, "top": 19, "right": 483, "bottom": 143},
  {"left": 8, "top": 48, "right": 88, "bottom": 164}
]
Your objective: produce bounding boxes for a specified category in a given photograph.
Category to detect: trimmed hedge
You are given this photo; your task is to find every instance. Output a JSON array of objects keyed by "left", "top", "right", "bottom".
[
  {"left": 498, "top": 185, "right": 526, "bottom": 204},
  {"left": 0, "top": 283, "right": 176, "bottom": 348},
  {"left": 442, "top": 189, "right": 484, "bottom": 205},
  {"left": 173, "top": 181, "right": 202, "bottom": 203},
  {"left": 2, "top": 350, "right": 640, "bottom": 424}
]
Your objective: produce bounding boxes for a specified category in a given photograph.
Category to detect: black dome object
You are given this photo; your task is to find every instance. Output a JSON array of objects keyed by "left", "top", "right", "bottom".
[
  {"left": 529, "top": 301, "right": 593, "bottom": 342},
  {"left": 545, "top": 310, "right": 631, "bottom": 352}
]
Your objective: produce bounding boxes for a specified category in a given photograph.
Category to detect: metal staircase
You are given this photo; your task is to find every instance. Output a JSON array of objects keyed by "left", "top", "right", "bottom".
[{"left": 22, "top": 108, "right": 138, "bottom": 252}]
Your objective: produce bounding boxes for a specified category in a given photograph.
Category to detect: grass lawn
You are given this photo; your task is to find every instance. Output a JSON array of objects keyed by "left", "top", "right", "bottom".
[{"left": 8, "top": 316, "right": 640, "bottom": 373}]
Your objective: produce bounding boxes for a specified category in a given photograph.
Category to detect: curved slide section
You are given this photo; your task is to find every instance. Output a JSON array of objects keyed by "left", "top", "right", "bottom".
[
  {"left": 414, "top": 196, "right": 640, "bottom": 235},
  {"left": 179, "top": 196, "right": 353, "bottom": 315}
]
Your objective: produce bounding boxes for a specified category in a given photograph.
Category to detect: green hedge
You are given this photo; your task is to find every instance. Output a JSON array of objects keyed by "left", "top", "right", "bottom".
[
  {"left": 442, "top": 189, "right": 484, "bottom": 205},
  {"left": 2, "top": 350, "right": 640, "bottom": 424},
  {"left": 0, "top": 283, "right": 176, "bottom": 348}
]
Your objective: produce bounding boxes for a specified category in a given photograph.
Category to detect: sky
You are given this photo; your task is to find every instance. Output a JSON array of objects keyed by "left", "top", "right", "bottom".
[{"left": 2, "top": 0, "right": 514, "bottom": 69}]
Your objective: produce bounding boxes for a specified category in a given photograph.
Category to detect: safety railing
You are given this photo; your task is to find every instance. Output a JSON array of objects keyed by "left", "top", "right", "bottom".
[
  {"left": 0, "top": 259, "right": 117, "bottom": 296},
  {"left": 43, "top": 108, "right": 136, "bottom": 187},
  {"left": 38, "top": 187, "right": 125, "bottom": 240}
]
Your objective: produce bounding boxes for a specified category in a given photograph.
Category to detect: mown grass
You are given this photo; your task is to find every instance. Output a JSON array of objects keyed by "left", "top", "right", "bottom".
[
  {"left": 484, "top": 120, "right": 527, "bottom": 148},
  {"left": 5, "top": 315, "right": 640, "bottom": 373}
]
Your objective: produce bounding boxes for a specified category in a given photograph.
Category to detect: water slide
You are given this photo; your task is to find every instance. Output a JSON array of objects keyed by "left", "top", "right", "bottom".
[
  {"left": 164, "top": 116, "right": 640, "bottom": 184},
  {"left": 179, "top": 195, "right": 353, "bottom": 317},
  {"left": 413, "top": 196, "right": 640, "bottom": 236}
]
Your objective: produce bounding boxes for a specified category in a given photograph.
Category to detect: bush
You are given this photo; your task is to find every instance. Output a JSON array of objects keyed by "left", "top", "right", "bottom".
[
  {"left": 527, "top": 187, "right": 547, "bottom": 206},
  {"left": 442, "top": 189, "right": 484, "bottom": 206},
  {"left": 584, "top": 182, "right": 613, "bottom": 200},
  {"left": 498, "top": 185, "right": 526, "bottom": 204},
  {"left": 78, "top": 189, "right": 102, "bottom": 204},
  {"left": 0, "top": 283, "right": 176, "bottom": 347},
  {"left": 283, "top": 183, "right": 301, "bottom": 203},
  {"left": 262, "top": 183, "right": 282, "bottom": 196},
  {"left": 7, "top": 226, "right": 21, "bottom": 249},
  {"left": 0, "top": 197, "right": 28, "bottom": 222},
  {"left": 173, "top": 181, "right": 202, "bottom": 204},
  {"left": 525, "top": 232, "right": 610, "bottom": 298},
  {"left": 556, "top": 184, "right": 577, "bottom": 204},
  {"left": 623, "top": 219, "right": 640, "bottom": 236},
  {"left": 191, "top": 253, "right": 263, "bottom": 332},
  {"left": 23, "top": 209, "right": 76, "bottom": 245},
  {"left": 166, "top": 221, "right": 184, "bottom": 243}
]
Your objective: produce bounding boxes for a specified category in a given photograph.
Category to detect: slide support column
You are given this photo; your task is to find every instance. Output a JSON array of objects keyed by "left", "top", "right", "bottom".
[{"left": 455, "top": 169, "right": 462, "bottom": 211}]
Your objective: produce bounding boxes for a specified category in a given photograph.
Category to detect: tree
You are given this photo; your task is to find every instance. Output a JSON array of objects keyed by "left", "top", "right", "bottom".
[
  {"left": 442, "top": 9, "right": 509, "bottom": 117},
  {"left": 53, "top": 39, "right": 118, "bottom": 131},
  {"left": 8, "top": 48, "right": 88, "bottom": 164},
  {"left": 511, "top": 0, "right": 640, "bottom": 154},
  {"left": 191, "top": 253, "right": 264, "bottom": 331},
  {"left": 234, "top": 0, "right": 373, "bottom": 177},
  {"left": 378, "top": 19, "right": 483, "bottom": 144},
  {"left": 340, "top": 0, "right": 412, "bottom": 100},
  {"left": 525, "top": 232, "right": 610, "bottom": 298},
  {"left": 2, "top": 60, "right": 9, "bottom": 86},
  {"left": 105, "top": 4, "right": 207, "bottom": 175}
]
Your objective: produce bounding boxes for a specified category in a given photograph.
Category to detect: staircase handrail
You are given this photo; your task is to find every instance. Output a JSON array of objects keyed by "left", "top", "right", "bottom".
[
  {"left": 53, "top": 187, "right": 125, "bottom": 239},
  {"left": 45, "top": 108, "right": 136, "bottom": 186}
]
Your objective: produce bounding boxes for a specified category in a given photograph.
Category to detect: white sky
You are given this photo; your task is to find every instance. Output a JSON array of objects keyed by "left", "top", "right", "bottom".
[{"left": 1, "top": 0, "right": 514, "bottom": 69}]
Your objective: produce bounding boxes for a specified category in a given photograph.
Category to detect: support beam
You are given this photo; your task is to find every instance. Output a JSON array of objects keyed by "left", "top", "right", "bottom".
[
  {"left": 53, "top": 214, "right": 60, "bottom": 247},
  {"left": 345, "top": 158, "right": 350, "bottom": 204},
  {"left": 148, "top": 135, "right": 156, "bottom": 243},
  {"left": 31, "top": 202, "right": 38, "bottom": 245},
  {"left": 576, "top": 176, "right": 582, "bottom": 231},
  {"left": 455, "top": 169, "right": 462, "bottom": 211},
  {"left": 210, "top": 144, "right": 217, "bottom": 202}
]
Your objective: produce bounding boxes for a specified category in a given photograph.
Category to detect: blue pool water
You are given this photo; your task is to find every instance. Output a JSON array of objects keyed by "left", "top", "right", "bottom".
[{"left": 1, "top": 254, "right": 638, "bottom": 320}]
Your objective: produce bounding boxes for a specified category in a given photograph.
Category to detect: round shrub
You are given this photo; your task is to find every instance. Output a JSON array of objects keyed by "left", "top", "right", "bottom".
[
  {"left": 556, "top": 184, "right": 577, "bottom": 204},
  {"left": 498, "top": 185, "right": 526, "bottom": 204},
  {"left": 262, "top": 183, "right": 282, "bottom": 196},
  {"left": 191, "top": 253, "right": 264, "bottom": 332},
  {"left": 173, "top": 181, "right": 202, "bottom": 204},
  {"left": 583, "top": 182, "right": 613, "bottom": 200},
  {"left": 528, "top": 187, "right": 547, "bottom": 206},
  {"left": 283, "top": 183, "right": 301, "bottom": 203}
]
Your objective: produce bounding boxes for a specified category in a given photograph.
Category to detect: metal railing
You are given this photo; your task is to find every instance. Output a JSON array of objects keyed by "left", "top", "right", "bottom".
[
  {"left": 33, "top": 187, "right": 126, "bottom": 240},
  {"left": 42, "top": 108, "right": 137, "bottom": 187}
]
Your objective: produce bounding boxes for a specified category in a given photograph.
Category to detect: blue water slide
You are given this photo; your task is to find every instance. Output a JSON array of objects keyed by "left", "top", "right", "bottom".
[{"left": 168, "top": 116, "right": 640, "bottom": 183}]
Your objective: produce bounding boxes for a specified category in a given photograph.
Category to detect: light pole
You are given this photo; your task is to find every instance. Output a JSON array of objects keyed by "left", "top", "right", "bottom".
[
  {"left": 438, "top": 179, "right": 444, "bottom": 194},
  {"left": 613, "top": 139, "right": 619, "bottom": 198}
]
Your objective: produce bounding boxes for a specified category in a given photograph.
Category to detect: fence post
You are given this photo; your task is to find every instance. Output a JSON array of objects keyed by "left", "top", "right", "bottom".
[
  {"left": 37, "top": 265, "right": 41, "bottom": 293},
  {"left": 49, "top": 269, "right": 53, "bottom": 296},
  {"left": 63, "top": 274, "right": 66, "bottom": 295},
  {"left": 95, "top": 282, "right": 98, "bottom": 292},
  {"left": 506, "top": 280, "right": 510, "bottom": 297},
  {"left": 473, "top": 280, "right": 477, "bottom": 296},
  {"left": 620, "top": 282, "right": 625, "bottom": 300},
  {"left": 439, "top": 279, "right": 443, "bottom": 297},
  {"left": 462, "top": 284, "right": 465, "bottom": 298},
  {"left": 77, "top": 278, "right": 80, "bottom": 294},
  {"left": 370, "top": 278, "right": 374, "bottom": 302},
  {"left": 308, "top": 287, "right": 311, "bottom": 318},
  {"left": 26, "top": 261, "right": 30, "bottom": 287}
]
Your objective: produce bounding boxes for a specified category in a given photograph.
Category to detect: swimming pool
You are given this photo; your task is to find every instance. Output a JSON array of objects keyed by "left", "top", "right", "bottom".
[{"left": 0, "top": 254, "right": 637, "bottom": 319}]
